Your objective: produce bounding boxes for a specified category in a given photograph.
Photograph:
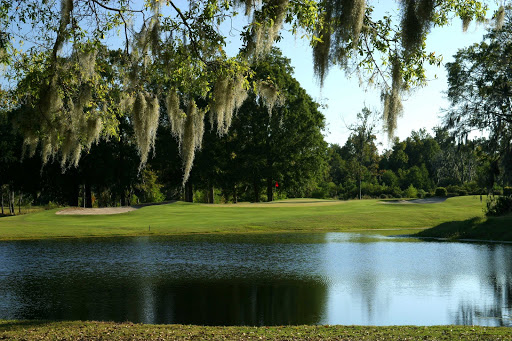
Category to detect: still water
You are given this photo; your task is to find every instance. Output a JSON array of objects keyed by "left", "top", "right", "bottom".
[{"left": 0, "top": 232, "right": 511, "bottom": 326}]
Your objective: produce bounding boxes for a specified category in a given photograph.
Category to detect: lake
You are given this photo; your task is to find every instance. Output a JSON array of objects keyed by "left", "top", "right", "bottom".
[{"left": 0, "top": 232, "right": 511, "bottom": 326}]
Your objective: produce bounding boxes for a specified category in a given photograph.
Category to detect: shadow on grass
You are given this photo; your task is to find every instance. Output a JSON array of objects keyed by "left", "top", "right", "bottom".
[
  {"left": 0, "top": 320, "right": 56, "bottom": 331},
  {"left": 416, "top": 214, "right": 512, "bottom": 242}
]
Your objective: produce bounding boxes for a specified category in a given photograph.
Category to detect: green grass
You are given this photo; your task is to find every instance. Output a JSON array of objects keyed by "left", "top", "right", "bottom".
[
  {"left": 0, "top": 320, "right": 511, "bottom": 340},
  {"left": 0, "top": 196, "right": 487, "bottom": 240},
  {"left": 416, "top": 213, "right": 512, "bottom": 241}
]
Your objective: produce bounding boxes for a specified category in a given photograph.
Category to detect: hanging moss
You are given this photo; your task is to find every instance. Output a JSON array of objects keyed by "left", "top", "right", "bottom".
[
  {"left": 400, "top": 0, "right": 434, "bottom": 52},
  {"left": 248, "top": 0, "right": 289, "bottom": 59},
  {"left": 313, "top": 28, "right": 331, "bottom": 87},
  {"left": 211, "top": 75, "right": 248, "bottom": 135},
  {"left": 462, "top": 16, "right": 472, "bottom": 32},
  {"left": 165, "top": 89, "right": 186, "bottom": 143},
  {"left": 131, "top": 92, "right": 160, "bottom": 167},
  {"left": 496, "top": 6, "right": 505, "bottom": 30},
  {"left": 313, "top": 0, "right": 366, "bottom": 85},
  {"left": 181, "top": 100, "right": 205, "bottom": 185},
  {"left": 382, "top": 58, "right": 403, "bottom": 139},
  {"left": 257, "top": 80, "right": 283, "bottom": 116}
]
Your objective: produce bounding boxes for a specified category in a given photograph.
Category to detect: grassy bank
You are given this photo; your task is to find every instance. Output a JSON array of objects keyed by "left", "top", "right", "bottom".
[
  {"left": 415, "top": 213, "right": 512, "bottom": 241},
  {"left": 0, "top": 196, "right": 486, "bottom": 240},
  {"left": 0, "top": 320, "right": 511, "bottom": 340}
]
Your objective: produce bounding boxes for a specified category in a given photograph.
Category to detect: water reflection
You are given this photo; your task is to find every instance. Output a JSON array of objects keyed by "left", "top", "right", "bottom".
[{"left": 0, "top": 233, "right": 511, "bottom": 326}]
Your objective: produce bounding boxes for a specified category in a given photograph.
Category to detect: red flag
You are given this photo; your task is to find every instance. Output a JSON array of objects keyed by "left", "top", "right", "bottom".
[{"left": 275, "top": 182, "right": 279, "bottom": 188}]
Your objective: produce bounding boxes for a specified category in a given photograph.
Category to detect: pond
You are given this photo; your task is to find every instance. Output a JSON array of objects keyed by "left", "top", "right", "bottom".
[{"left": 0, "top": 232, "right": 511, "bottom": 326}]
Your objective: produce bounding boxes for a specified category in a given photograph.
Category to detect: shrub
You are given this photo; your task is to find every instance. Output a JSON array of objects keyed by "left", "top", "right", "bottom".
[
  {"left": 486, "top": 196, "right": 512, "bottom": 216},
  {"left": 417, "top": 189, "right": 426, "bottom": 199},
  {"left": 389, "top": 186, "right": 402, "bottom": 198},
  {"left": 403, "top": 185, "right": 418, "bottom": 198},
  {"left": 458, "top": 189, "right": 468, "bottom": 196},
  {"left": 446, "top": 185, "right": 461, "bottom": 195},
  {"left": 425, "top": 192, "right": 432, "bottom": 198},
  {"left": 435, "top": 187, "right": 447, "bottom": 197},
  {"left": 379, "top": 193, "right": 388, "bottom": 199}
]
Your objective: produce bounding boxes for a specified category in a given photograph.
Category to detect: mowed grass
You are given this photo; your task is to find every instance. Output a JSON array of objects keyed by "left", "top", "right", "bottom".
[
  {"left": 0, "top": 196, "right": 486, "bottom": 240},
  {"left": 1, "top": 320, "right": 511, "bottom": 340}
]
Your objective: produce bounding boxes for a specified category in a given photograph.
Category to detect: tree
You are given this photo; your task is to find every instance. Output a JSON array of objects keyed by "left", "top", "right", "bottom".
[
  {"left": 0, "top": 0, "right": 499, "bottom": 181},
  {"left": 445, "top": 12, "right": 512, "bottom": 187},
  {"left": 190, "top": 49, "right": 327, "bottom": 202},
  {"left": 342, "top": 107, "right": 379, "bottom": 199}
]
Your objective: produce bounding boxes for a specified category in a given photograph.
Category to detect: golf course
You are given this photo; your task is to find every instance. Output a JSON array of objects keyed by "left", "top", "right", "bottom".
[{"left": 0, "top": 196, "right": 501, "bottom": 241}]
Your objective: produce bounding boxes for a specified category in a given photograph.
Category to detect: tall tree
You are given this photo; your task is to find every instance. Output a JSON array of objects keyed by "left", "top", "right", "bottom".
[
  {"left": 191, "top": 49, "right": 327, "bottom": 202},
  {"left": 342, "top": 107, "right": 379, "bottom": 199},
  {"left": 445, "top": 15, "right": 512, "bottom": 186}
]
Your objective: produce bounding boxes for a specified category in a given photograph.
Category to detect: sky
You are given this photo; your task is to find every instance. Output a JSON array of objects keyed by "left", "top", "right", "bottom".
[{"left": 268, "top": 3, "right": 498, "bottom": 151}]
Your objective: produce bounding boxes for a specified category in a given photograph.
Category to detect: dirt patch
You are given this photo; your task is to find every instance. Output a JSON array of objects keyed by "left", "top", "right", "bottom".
[{"left": 381, "top": 197, "right": 448, "bottom": 205}]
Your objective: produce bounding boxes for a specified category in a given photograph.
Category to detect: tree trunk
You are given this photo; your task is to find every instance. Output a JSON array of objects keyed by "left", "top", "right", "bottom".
[
  {"left": 208, "top": 186, "right": 214, "bottom": 204},
  {"left": 18, "top": 192, "right": 22, "bottom": 214},
  {"left": 68, "top": 184, "right": 79, "bottom": 207},
  {"left": 266, "top": 177, "right": 273, "bottom": 202},
  {"left": 233, "top": 185, "right": 237, "bottom": 204},
  {"left": 85, "top": 183, "right": 93, "bottom": 208},
  {"left": 9, "top": 190, "right": 15, "bottom": 216},
  {"left": 120, "top": 192, "right": 127, "bottom": 207},
  {"left": 1, "top": 189, "right": 4, "bottom": 215},
  {"left": 359, "top": 178, "right": 362, "bottom": 200},
  {"left": 184, "top": 183, "right": 193, "bottom": 202},
  {"left": 253, "top": 181, "right": 260, "bottom": 202}
]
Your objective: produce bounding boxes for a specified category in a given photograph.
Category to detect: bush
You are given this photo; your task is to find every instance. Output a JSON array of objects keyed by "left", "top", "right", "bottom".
[
  {"left": 389, "top": 186, "right": 402, "bottom": 198},
  {"left": 379, "top": 193, "right": 388, "bottom": 199},
  {"left": 504, "top": 187, "right": 512, "bottom": 197},
  {"left": 486, "top": 196, "right": 512, "bottom": 216},
  {"left": 403, "top": 185, "right": 418, "bottom": 199},
  {"left": 435, "top": 187, "right": 448, "bottom": 197},
  {"left": 417, "top": 189, "right": 426, "bottom": 199},
  {"left": 446, "top": 185, "right": 461, "bottom": 195},
  {"left": 458, "top": 189, "right": 468, "bottom": 196},
  {"left": 425, "top": 192, "right": 432, "bottom": 198}
]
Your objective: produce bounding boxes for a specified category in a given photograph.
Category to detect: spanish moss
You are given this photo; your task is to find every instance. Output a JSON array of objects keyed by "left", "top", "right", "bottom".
[
  {"left": 248, "top": 0, "right": 289, "bottom": 59},
  {"left": 257, "top": 80, "right": 283, "bottom": 116},
  {"left": 401, "top": 0, "right": 434, "bottom": 52},
  {"left": 181, "top": 100, "right": 205, "bottom": 185},
  {"left": 382, "top": 58, "right": 403, "bottom": 139},
  {"left": 496, "top": 6, "right": 505, "bottom": 30},
  {"left": 132, "top": 92, "right": 160, "bottom": 168},
  {"left": 462, "top": 16, "right": 472, "bottom": 32},
  {"left": 165, "top": 89, "right": 186, "bottom": 143},
  {"left": 211, "top": 75, "right": 248, "bottom": 135}
]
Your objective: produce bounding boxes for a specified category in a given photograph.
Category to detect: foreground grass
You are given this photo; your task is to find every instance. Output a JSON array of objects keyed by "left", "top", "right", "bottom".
[
  {"left": 0, "top": 320, "right": 511, "bottom": 340},
  {"left": 0, "top": 196, "right": 486, "bottom": 240}
]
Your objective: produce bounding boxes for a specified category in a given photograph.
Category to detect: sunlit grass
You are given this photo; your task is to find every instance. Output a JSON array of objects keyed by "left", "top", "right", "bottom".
[{"left": 0, "top": 196, "right": 487, "bottom": 240}]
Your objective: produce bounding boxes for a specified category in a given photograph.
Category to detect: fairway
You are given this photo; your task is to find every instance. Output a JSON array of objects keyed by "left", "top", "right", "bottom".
[{"left": 0, "top": 196, "right": 486, "bottom": 240}]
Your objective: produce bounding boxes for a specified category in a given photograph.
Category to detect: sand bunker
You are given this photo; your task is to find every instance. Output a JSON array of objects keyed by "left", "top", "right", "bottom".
[
  {"left": 381, "top": 197, "right": 447, "bottom": 204},
  {"left": 56, "top": 207, "right": 138, "bottom": 215}
]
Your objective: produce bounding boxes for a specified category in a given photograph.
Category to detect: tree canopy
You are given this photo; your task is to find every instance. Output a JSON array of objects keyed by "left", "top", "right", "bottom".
[
  {"left": 445, "top": 10, "right": 512, "bottom": 186},
  {"left": 0, "top": 0, "right": 504, "bottom": 180}
]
